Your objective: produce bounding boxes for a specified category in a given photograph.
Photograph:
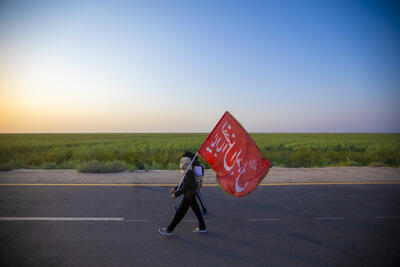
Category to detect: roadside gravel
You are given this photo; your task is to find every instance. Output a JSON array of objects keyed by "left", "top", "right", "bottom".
[{"left": 0, "top": 167, "right": 399, "bottom": 184}]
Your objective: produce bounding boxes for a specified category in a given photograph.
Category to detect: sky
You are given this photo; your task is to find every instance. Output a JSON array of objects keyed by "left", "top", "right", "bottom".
[{"left": 0, "top": 0, "right": 399, "bottom": 133}]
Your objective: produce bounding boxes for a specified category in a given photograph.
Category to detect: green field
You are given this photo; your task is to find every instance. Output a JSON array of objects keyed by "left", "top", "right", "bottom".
[{"left": 0, "top": 133, "right": 399, "bottom": 171}]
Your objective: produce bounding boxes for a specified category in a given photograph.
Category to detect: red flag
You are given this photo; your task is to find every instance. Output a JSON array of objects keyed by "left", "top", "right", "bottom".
[{"left": 199, "top": 112, "right": 271, "bottom": 197}]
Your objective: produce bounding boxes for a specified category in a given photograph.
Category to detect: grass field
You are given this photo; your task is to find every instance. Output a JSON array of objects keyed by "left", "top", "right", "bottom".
[{"left": 0, "top": 133, "right": 399, "bottom": 171}]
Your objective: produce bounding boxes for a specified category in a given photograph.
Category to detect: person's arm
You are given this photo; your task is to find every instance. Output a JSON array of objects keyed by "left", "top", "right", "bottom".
[{"left": 170, "top": 185, "right": 178, "bottom": 194}]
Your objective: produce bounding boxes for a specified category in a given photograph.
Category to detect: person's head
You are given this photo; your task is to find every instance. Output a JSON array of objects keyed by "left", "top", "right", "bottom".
[
  {"left": 182, "top": 151, "right": 195, "bottom": 159},
  {"left": 179, "top": 157, "right": 191, "bottom": 174},
  {"left": 182, "top": 151, "right": 199, "bottom": 165}
]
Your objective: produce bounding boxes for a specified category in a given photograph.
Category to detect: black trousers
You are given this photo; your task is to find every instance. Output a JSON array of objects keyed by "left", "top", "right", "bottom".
[{"left": 167, "top": 195, "right": 206, "bottom": 232}]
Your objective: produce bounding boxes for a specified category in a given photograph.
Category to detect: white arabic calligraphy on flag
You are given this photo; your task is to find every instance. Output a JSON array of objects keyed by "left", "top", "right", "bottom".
[{"left": 199, "top": 112, "right": 271, "bottom": 197}]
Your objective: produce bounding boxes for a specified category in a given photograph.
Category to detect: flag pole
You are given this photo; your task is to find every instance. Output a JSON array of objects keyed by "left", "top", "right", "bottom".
[{"left": 176, "top": 152, "right": 199, "bottom": 191}]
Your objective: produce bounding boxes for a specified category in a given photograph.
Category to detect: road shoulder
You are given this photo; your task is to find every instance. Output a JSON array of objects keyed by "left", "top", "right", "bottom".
[{"left": 0, "top": 167, "right": 399, "bottom": 184}]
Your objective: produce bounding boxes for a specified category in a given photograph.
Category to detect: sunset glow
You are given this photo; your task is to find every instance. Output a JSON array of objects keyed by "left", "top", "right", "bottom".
[{"left": 1, "top": 0, "right": 399, "bottom": 133}]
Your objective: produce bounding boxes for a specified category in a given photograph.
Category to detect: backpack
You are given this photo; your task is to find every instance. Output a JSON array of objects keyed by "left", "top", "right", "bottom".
[{"left": 193, "top": 163, "right": 204, "bottom": 191}]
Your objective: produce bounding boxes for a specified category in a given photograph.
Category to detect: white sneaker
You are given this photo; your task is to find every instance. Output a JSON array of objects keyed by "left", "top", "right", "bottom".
[
  {"left": 193, "top": 227, "right": 207, "bottom": 233},
  {"left": 158, "top": 227, "right": 172, "bottom": 236}
]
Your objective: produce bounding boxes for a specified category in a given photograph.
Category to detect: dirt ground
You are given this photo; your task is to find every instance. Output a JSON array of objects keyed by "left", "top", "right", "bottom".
[{"left": 0, "top": 167, "right": 399, "bottom": 184}]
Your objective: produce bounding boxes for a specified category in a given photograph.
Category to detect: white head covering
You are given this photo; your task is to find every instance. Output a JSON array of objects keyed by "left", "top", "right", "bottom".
[{"left": 179, "top": 157, "right": 191, "bottom": 171}]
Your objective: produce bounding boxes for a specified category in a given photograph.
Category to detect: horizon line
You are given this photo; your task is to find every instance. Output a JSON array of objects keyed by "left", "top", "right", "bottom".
[{"left": 0, "top": 132, "right": 399, "bottom": 134}]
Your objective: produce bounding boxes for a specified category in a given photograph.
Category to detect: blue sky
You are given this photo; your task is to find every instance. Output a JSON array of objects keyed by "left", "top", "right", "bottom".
[{"left": 0, "top": 0, "right": 399, "bottom": 132}]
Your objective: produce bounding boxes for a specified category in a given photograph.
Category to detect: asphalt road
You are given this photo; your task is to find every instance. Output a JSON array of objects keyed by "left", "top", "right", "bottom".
[{"left": 0, "top": 184, "right": 399, "bottom": 267}]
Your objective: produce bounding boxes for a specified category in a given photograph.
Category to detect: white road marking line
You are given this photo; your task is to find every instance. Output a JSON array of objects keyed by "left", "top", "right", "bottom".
[
  {"left": 248, "top": 219, "right": 280, "bottom": 222},
  {"left": 313, "top": 217, "right": 344, "bottom": 220},
  {"left": 0, "top": 217, "right": 124, "bottom": 221},
  {"left": 3, "top": 216, "right": 397, "bottom": 223},
  {"left": 183, "top": 219, "right": 213, "bottom": 222}
]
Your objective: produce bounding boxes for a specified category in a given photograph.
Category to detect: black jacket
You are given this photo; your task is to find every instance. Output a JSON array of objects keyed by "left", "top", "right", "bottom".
[{"left": 174, "top": 169, "right": 197, "bottom": 199}]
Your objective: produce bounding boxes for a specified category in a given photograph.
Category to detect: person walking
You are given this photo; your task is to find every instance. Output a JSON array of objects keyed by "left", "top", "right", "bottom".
[
  {"left": 159, "top": 156, "right": 207, "bottom": 236},
  {"left": 175, "top": 151, "right": 208, "bottom": 214}
]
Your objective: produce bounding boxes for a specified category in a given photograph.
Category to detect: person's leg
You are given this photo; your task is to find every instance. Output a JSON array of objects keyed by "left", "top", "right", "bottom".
[
  {"left": 190, "top": 197, "right": 206, "bottom": 230},
  {"left": 167, "top": 198, "right": 190, "bottom": 232}
]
